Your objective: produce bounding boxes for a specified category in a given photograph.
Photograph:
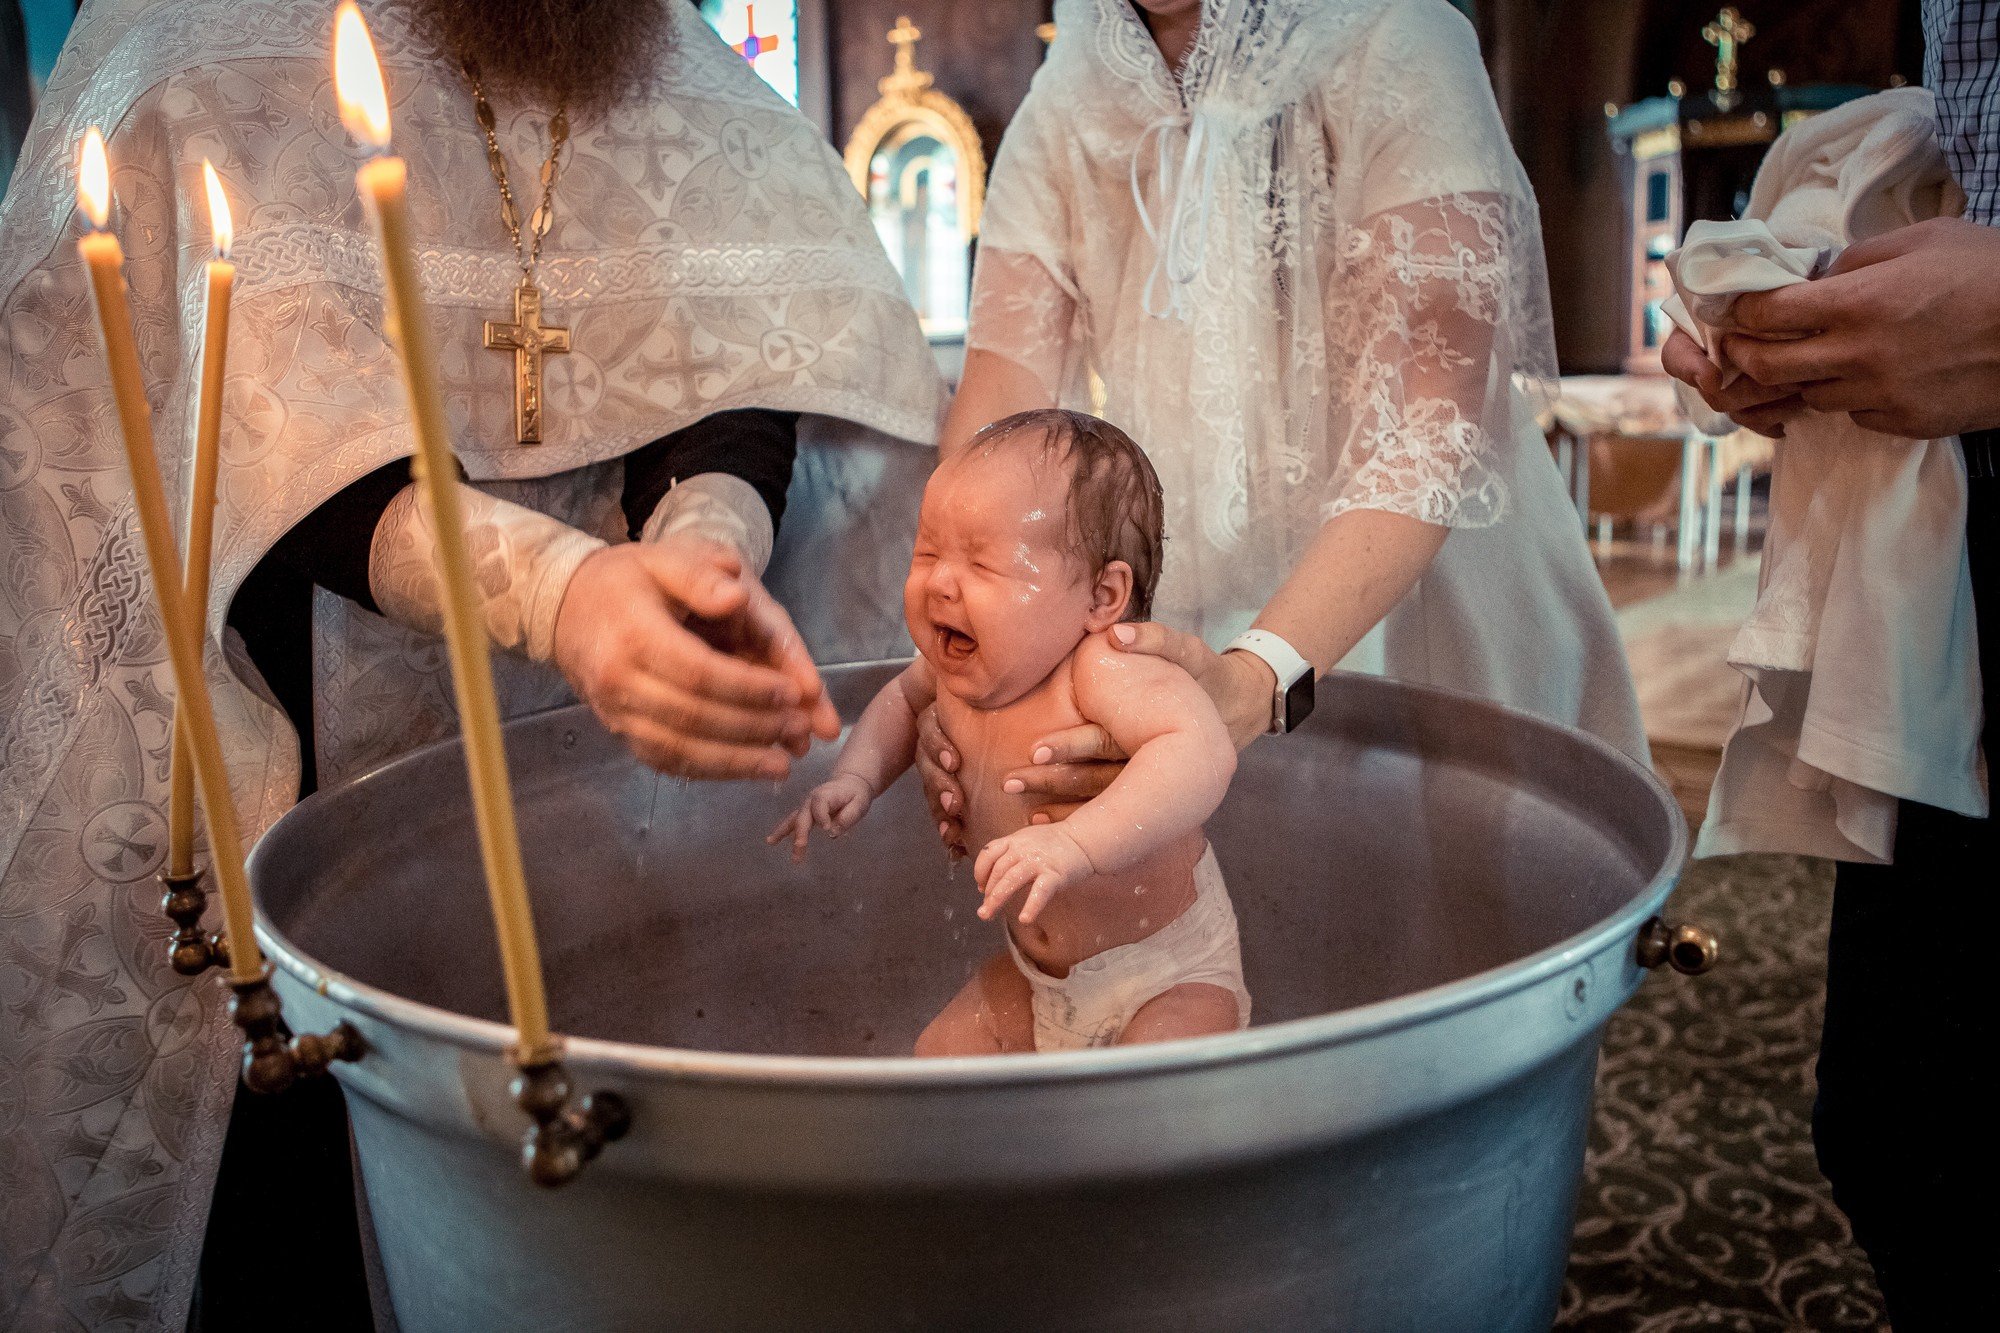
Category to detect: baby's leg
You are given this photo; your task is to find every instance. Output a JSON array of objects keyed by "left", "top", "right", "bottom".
[
  {"left": 1116, "top": 983, "right": 1242, "bottom": 1047},
  {"left": 915, "top": 951, "right": 1036, "bottom": 1056}
]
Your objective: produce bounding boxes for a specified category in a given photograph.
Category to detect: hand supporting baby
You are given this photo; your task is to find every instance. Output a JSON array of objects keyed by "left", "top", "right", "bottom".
[
  {"left": 972, "top": 823, "right": 1096, "bottom": 924},
  {"left": 766, "top": 771, "right": 875, "bottom": 863}
]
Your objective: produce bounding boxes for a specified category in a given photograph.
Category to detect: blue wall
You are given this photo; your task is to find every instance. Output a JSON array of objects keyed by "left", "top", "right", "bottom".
[{"left": 22, "top": 0, "right": 72, "bottom": 86}]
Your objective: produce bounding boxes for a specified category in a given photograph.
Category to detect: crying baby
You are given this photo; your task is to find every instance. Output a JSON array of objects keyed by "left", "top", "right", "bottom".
[{"left": 768, "top": 408, "right": 1250, "bottom": 1054}]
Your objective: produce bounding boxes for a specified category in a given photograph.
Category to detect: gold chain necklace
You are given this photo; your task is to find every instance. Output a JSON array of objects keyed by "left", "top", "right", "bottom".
[{"left": 466, "top": 63, "right": 572, "bottom": 446}]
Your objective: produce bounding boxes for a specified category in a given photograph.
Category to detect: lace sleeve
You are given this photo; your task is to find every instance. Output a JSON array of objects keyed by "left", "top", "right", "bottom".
[
  {"left": 1324, "top": 193, "right": 1521, "bottom": 528},
  {"left": 966, "top": 247, "right": 1080, "bottom": 402},
  {"left": 1318, "top": 0, "right": 1556, "bottom": 529}
]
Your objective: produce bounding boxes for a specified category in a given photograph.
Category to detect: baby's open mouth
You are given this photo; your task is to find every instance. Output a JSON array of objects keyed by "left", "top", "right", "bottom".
[{"left": 937, "top": 625, "right": 978, "bottom": 663}]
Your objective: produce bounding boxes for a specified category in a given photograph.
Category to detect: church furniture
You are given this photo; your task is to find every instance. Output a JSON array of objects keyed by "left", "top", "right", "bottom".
[
  {"left": 843, "top": 15, "right": 986, "bottom": 339},
  {"left": 1606, "top": 8, "right": 1875, "bottom": 375},
  {"left": 1552, "top": 374, "right": 1762, "bottom": 571}
]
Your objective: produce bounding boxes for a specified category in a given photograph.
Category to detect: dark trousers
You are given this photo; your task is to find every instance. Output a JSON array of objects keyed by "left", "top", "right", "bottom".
[
  {"left": 186, "top": 1075, "right": 375, "bottom": 1331},
  {"left": 1816, "top": 436, "right": 2000, "bottom": 1329}
]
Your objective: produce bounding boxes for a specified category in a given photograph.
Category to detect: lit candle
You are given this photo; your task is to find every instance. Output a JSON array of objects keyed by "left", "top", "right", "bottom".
[
  {"left": 333, "top": 3, "right": 555, "bottom": 1061},
  {"left": 77, "top": 127, "right": 262, "bottom": 983},
  {"left": 167, "top": 159, "right": 236, "bottom": 880}
]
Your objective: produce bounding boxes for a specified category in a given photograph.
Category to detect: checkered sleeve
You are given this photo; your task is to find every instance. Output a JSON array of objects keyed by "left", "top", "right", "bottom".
[{"left": 1927, "top": 0, "right": 2000, "bottom": 223}]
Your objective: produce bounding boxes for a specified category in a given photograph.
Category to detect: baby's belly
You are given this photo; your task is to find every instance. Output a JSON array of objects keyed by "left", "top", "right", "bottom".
[
  {"left": 937, "top": 691, "right": 1209, "bottom": 968},
  {"left": 1009, "top": 829, "right": 1209, "bottom": 975}
]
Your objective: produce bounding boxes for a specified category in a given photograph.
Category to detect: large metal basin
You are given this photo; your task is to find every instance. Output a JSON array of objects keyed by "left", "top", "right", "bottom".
[{"left": 249, "top": 662, "right": 1687, "bottom": 1332}]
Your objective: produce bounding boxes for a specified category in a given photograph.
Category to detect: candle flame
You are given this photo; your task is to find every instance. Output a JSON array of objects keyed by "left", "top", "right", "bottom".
[
  {"left": 78, "top": 127, "right": 111, "bottom": 229},
  {"left": 202, "top": 159, "right": 233, "bottom": 259},
  {"left": 333, "top": 2, "right": 392, "bottom": 150}
]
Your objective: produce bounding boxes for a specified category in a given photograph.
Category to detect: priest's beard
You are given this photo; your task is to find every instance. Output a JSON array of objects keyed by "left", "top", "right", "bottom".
[{"left": 402, "top": 0, "right": 671, "bottom": 119}]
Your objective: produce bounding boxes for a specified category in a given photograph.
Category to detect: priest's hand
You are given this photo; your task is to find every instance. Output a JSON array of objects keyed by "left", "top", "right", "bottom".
[
  {"left": 1717, "top": 217, "right": 2000, "bottom": 440},
  {"left": 553, "top": 535, "right": 839, "bottom": 780},
  {"left": 1660, "top": 327, "right": 1808, "bottom": 439}
]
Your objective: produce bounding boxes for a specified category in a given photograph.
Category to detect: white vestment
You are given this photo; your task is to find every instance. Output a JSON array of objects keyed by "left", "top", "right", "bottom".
[
  {"left": 968, "top": 0, "right": 1645, "bottom": 761},
  {"left": 0, "top": 2, "right": 940, "bottom": 1325}
]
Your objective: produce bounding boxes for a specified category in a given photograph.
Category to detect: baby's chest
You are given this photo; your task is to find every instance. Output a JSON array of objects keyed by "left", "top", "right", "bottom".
[{"left": 937, "top": 689, "right": 1087, "bottom": 830}]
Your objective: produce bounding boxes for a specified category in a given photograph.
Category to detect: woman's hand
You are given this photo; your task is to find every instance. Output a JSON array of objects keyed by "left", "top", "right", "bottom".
[
  {"left": 917, "top": 699, "right": 1132, "bottom": 856},
  {"left": 1106, "top": 622, "right": 1274, "bottom": 750},
  {"left": 553, "top": 534, "right": 839, "bottom": 779},
  {"left": 915, "top": 706, "right": 971, "bottom": 859},
  {"left": 973, "top": 622, "right": 1274, "bottom": 841}
]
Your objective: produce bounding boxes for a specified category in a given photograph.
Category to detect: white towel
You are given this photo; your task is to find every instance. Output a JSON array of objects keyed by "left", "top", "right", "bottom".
[
  {"left": 1668, "top": 88, "right": 1986, "bottom": 864},
  {"left": 1661, "top": 225, "right": 1828, "bottom": 434}
]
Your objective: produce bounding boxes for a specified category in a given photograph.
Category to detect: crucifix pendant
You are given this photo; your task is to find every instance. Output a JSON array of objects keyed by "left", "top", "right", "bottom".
[{"left": 483, "top": 277, "right": 571, "bottom": 445}]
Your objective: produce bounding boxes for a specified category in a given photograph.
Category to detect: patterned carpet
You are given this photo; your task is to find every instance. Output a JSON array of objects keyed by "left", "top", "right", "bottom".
[{"left": 1557, "top": 853, "right": 1887, "bottom": 1331}]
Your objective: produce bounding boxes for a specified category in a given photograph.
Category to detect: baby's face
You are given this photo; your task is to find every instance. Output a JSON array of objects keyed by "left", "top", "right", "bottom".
[{"left": 905, "top": 447, "right": 1099, "bottom": 709}]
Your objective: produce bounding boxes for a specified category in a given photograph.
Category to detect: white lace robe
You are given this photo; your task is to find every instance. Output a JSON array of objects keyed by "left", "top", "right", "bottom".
[{"left": 971, "top": 0, "right": 1645, "bottom": 760}]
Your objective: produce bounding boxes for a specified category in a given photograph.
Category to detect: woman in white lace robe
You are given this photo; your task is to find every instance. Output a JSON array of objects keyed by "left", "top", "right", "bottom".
[{"left": 928, "top": 0, "right": 1644, "bottom": 835}]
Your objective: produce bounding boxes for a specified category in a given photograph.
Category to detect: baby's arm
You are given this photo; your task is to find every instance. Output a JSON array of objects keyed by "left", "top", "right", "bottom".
[
  {"left": 975, "top": 637, "right": 1235, "bottom": 920},
  {"left": 768, "top": 659, "right": 937, "bottom": 860}
]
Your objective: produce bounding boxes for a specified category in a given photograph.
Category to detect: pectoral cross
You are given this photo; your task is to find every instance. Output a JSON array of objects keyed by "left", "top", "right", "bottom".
[
  {"left": 483, "top": 278, "right": 570, "bottom": 445},
  {"left": 1702, "top": 7, "right": 1755, "bottom": 95}
]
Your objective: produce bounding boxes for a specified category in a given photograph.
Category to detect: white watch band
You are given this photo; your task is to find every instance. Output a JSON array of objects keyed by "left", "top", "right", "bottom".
[{"left": 1223, "top": 629, "right": 1313, "bottom": 734}]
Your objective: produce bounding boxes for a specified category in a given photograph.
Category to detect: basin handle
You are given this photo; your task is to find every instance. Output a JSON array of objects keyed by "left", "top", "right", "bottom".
[
  {"left": 1636, "top": 916, "right": 1720, "bottom": 975},
  {"left": 226, "top": 965, "right": 366, "bottom": 1095},
  {"left": 512, "top": 1056, "right": 632, "bottom": 1187}
]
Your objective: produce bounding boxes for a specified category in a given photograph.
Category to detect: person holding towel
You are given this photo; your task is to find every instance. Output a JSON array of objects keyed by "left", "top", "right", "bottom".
[{"left": 1663, "top": 4, "right": 2000, "bottom": 1324}]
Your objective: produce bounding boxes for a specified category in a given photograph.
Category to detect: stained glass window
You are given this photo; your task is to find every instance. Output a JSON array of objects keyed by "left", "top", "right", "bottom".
[{"left": 699, "top": 2, "right": 801, "bottom": 106}]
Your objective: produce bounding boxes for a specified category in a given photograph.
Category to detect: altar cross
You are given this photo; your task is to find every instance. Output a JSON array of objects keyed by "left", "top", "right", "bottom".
[
  {"left": 881, "top": 15, "right": 934, "bottom": 98},
  {"left": 484, "top": 278, "right": 571, "bottom": 445},
  {"left": 1702, "top": 7, "right": 1756, "bottom": 95},
  {"left": 889, "top": 17, "right": 921, "bottom": 76}
]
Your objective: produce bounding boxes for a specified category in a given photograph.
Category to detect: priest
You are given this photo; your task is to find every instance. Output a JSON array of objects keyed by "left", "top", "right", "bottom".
[{"left": 0, "top": 0, "right": 941, "bottom": 1326}]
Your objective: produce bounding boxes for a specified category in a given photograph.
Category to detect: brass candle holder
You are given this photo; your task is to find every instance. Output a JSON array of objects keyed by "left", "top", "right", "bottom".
[
  {"left": 226, "top": 965, "right": 365, "bottom": 1095},
  {"left": 158, "top": 868, "right": 364, "bottom": 1091},
  {"left": 159, "top": 866, "right": 229, "bottom": 975},
  {"left": 511, "top": 1057, "right": 630, "bottom": 1187}
]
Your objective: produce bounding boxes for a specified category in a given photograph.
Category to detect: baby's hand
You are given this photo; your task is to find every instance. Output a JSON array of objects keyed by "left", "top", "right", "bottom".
[
  {"left": 766, "top": 772, "right": 874, "bottom": 863},
  {"left": 973, "top": 825, "right": 1095, "bottom": 924}
]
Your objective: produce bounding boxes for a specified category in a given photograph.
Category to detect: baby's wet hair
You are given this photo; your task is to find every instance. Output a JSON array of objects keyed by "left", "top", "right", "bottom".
[{"left": 968, "top": 408, "right": 1166, "bottom": 621}]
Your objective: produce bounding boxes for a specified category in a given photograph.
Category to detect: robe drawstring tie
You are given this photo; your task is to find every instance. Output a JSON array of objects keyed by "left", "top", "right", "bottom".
[{"left": 1131, "top": 106, "right": 1223, "bottom": 321}]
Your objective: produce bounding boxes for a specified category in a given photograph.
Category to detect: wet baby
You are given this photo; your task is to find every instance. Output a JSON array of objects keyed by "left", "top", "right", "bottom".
[{"left": 769, "top": 409, "right": 1248, "bottom": 1053}]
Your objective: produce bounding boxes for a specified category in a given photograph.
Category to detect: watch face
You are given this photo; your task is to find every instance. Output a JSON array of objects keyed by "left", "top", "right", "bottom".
[{"left": 1282, "top": 671, "right": 1315, "bottom": 733}]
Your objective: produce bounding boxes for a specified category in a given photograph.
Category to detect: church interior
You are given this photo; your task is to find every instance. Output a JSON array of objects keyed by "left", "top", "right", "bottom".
[{"left": 0, "top": 1, "right": 1959, "bottom": 1329}]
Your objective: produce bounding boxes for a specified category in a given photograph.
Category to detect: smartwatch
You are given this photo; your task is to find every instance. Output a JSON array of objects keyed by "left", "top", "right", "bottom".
[{"left": 1223, "top": 629, "right": 1316, "bottom": 734}]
